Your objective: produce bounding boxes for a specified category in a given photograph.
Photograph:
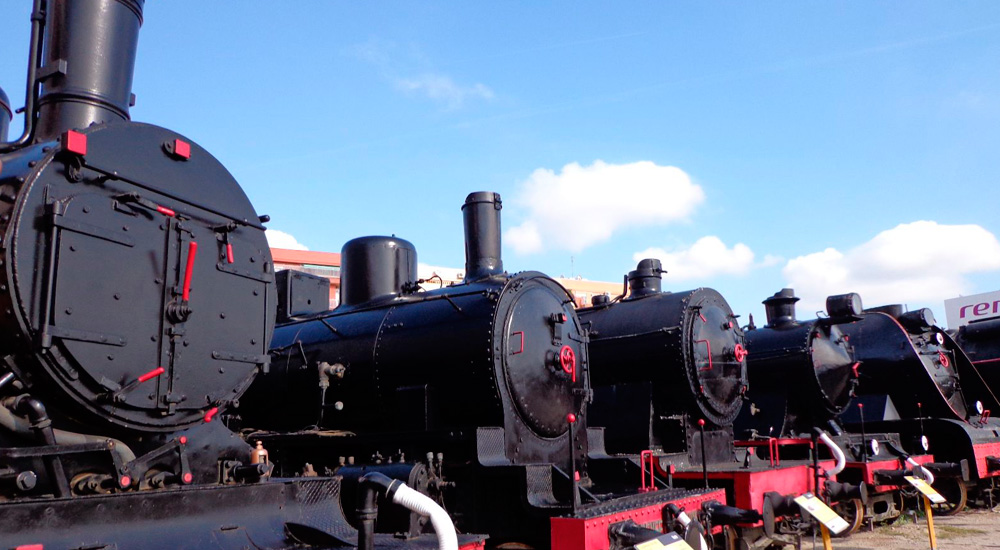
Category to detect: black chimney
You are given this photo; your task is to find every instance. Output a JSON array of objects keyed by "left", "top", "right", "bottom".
[
  {"left": 462, "top": 191, "right": 503, "bottom": 281},
  {"left": 339, "top": 236, "right": 418, "bottom": 307},
  {"left": 0, "top": 86, "right": 10, "bottom": 142},
  {"left": 34, "top": 0, "right": 144, "bottom": 142},
  {"left": 763, "top": 288, "right": 799, "bottom": 328},
  {"left": 625, "top": 259, "right": 663, "bottom": 299}
]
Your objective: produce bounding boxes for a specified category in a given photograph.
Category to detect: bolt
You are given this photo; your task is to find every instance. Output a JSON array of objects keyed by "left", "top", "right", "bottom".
[{"left": 82, "top": 206, "right": 90, "bottom": 213}]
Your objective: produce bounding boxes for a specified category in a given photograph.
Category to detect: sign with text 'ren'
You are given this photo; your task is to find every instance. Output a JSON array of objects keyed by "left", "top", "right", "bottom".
[{"left": 945, "top": 289, "right": 1000, "bottom": 328}]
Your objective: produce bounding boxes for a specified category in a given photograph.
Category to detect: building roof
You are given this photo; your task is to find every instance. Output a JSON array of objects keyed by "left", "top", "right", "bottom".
[{"left": 271, "top": 248, "right": 341, "bottom": 266}]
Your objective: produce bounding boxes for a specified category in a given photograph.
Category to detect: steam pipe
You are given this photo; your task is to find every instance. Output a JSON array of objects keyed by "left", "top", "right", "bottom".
[
  {"left": 0, "top": 0, "right": 46, "bottom": 152},
  {"left": 817, "top": 431, "right": 846, "bottom": 476},
  {"left": 10, "top": 395, "right": 69, "bottom": 497},
  {"left": 461, "top": 192, "right": 503, "bottom": 281},
  {"left": 0, "top": 401, "right": 136, "bottom": 464},
  {"left": 358, "top": 472, "right": 457, "bottom": 550}
]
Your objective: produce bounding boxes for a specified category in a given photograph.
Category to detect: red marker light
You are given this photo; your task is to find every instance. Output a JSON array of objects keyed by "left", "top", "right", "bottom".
[{"left": 62, "top": 130, "right": 87, "bottom": 156}]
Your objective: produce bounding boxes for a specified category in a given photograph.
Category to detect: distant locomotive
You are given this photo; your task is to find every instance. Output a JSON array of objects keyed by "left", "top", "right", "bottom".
[
  {"left": 839, "top": 303, "right": 1000, "bottom": 513},
  {"left": 955, "top": 315, "right": 1000, "bottom": 396},
  {"left": 578, "top": 258, "right": 748, "bottom": 466},
  {"left": 0, "top": 2, "right": 475, "bottom": 548}
]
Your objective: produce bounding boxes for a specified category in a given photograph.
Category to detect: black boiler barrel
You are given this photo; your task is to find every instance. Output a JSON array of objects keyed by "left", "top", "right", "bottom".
[{"left": 35, "top": 0, "right": 144, "bottom": 142}]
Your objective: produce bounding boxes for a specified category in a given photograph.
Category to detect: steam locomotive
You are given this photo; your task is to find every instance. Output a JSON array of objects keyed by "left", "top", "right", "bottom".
[
  {"left": 955, "top": 315, "right": 1000, "bottom": 396},
  {"left": 839, "top": 303, "right": 1000, "bottom": 513},
  {"left": 578, "top": 271, "right": 863, "bottom": 549},
  {"left": 0, "top": 2, "right": 483, "bottom": 548},
  {"left": 241, "top": 193, "right": 725, "bottom": 550},
  {"left": 737, "top": 290, "right": 941, "bottom": 530}
]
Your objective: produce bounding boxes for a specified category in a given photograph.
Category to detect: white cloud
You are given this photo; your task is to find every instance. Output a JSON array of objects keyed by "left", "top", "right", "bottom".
[
  {"left": 783, "top": 221, "right": 1000, "bottom": 313},
  {"left": 505, "top": 160, "right": 705, "bottom": 254},
  {"left": 394, "top": 74, "right": 494, "bottom": 108},
  {"left": 266, "top": 229, "right": 309, "bottom": 251},
  {"left": 634, "top": 236, "right": 756, "bottom": 281},
  {"left": 417, "top": 263, "right": 464, "bottom": 281}
]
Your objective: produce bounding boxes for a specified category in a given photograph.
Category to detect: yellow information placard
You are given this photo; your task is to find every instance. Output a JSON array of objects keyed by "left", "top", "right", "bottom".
[
  {"left": 635, "top": 532, "right": 695, "bottom": 550},
  {"left": 793, "top": 492, "right": 850, "bottom": 535},
  {"left": 905, "top": 476, "right": 947, "bottom": 504}
]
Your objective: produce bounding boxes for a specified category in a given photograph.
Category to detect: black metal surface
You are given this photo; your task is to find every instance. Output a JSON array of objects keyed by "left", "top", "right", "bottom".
[
  {"left": 736, "top": 289, "right": 858, "bottom": 438},
  {"left": 340, "top": 236, "right": 418, "bottom": 307},
  {"left": 0, "top": 122, "right": 273, "bottom": 433},
  {"left": 0, "top": 85, "right": 11, "bottom": 141},
  {"left": 276, "top": 269, "right": 331, "bottom": 323},
  {"left": 462, "top": 191, "right": 503, "bottom": 280},
  {"left": 35, "top": 0, "right": 143, "bottom": 142},
  {"left": 956, "top": 316, "right": 1000, "bottom": 396},
  {"left": 579, "top": 262, "right": 746, "bottom": 458}
]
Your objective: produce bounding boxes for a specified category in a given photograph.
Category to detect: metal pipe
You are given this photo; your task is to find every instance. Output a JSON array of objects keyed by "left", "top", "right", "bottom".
[
  {"left": 11, "top": 395, "right": 69, "bottom": 497},
  {"left": 461, "top": 191, "right": 503, "bottom": 281},
  {"left": 817, "top": 431, "right": 846, "bottom": 476},
  {"left": 0, "top": 0, "right": 46, "bottom": 151}
]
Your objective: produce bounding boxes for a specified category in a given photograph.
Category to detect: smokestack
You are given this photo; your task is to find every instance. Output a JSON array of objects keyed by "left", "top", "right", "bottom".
[
  {"left": 0, "top": 86, "right": 10, "bottom": 142},
  {"left": 339, "top": 236, "right": 418, "bottom": 307},
  {"left": 462, "top": 191, "right": 503, "bottom": 281},
  {"left": 34, "top": 0, "right": 144, "bottom": 142},
  {"left": 625, "top": 259, "right": 663, "bottom": 299},
  {"left": 763, "top": 288, "right": 799, "bottom": 328}
]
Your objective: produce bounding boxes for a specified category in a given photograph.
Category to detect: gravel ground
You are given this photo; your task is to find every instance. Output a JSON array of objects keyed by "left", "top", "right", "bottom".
[{"left": 800, "top": 509, "right": 1000, "bottom": 550}]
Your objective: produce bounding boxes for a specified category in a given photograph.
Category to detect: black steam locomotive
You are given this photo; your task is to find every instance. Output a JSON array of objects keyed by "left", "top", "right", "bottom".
[
  {"left": 839, "top": 303, "right": 1000, "bottom": 512},
  {"left": 0, "top": 2, "right": 480, "bottom": 549},
  {"left": 242, "top": 193, "right": 723, "bottom": 550},
  {"left": 955, "top": 315, "right": 1000, "bottom": 397}
]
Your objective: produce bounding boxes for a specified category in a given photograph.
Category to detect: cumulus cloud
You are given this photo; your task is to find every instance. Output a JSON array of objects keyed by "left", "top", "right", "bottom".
[
  {"left": 418, "top": 263, "right": 464, "bottom": 281},
  {"left": 505, "top": 160, "right": 705, "bottom": 254},
  {"left": 266, "top": 229, "right": 309, "bottom": 251},
  {"left": 634, "top": 236, "right": 757, "bottom": 281},
  {"left": 783, "top": 221, "right": 1000, "bottom": 313},
  {"left": 394, "top": 74, "right": 494, "bottom": 108}
]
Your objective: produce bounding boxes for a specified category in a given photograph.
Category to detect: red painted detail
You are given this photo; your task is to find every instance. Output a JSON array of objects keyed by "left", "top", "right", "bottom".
[
  {"left": 15, "top": 545, "right": 44, "bottom": 550},
  {"left": 173, "top": 139, "right": 191, "bottom": 159},
  {"left": 735, "top": 437, "right": 814, "bottom": 468},
  {"left": 851, "top": 362, "right": 860, "bottom": 377},
  {"left": 62, "top": 130, "right": 87, "bottom": 155},
  {"left": 566, "top": 413, "right": 576, "bottom": 424},
  {"left": 155, "top": 205, "right": 176, "bottom": 217},
  {"left": 549, "top": 488, "right": 726, "bottom": 550},
  {"left": 120, "top": 475, "right": 131, "bottom": 488},
  {"left": 137, "top": 367, "right": 165, "bottom": 383},
  {"left": 972, "top": 441, "right": 1000, "bottom": 478},
  {"left": 203, "top": 406, "right": 219, "bottom": 423},
  {"left": 559, "top": 345, "right": 576, "bottom": 382},
  {"left": 699, "top": 385, "right": 704, "bottom": 394},
  {"left": 938, "top": 352, "right": 950, "bottom": 368},
  {"left": 699, "top": 312, "right": 707, "bottom": 323},
  {"left": 844, "top": 454, "right": 933, "bottom": 490},
  {"left": 182, "top": 472, "right": 193, "bottom": 484},
  {"left": 698, "top": 418, "right": 706, "bottom": 427},
  {"left": 734, "top": 343, "right": 748, "bottom": 362},
  {"left": 561, "top": 313, "right": 567, "bottom": 322},
  {"left": 674, "top": 463, "right": 832, "bottom": 515},
  {"left": 179, "top": 436, "right": 188, "bottom": 445},
  {"left": 972, "top": 357, "right": 1000, "bottom": 365},
  {"left": 983, "top": 409, "right": 992, "bottom": 423},
  {"left": 226, "top": 242, "right": 234, "bottom": 264},
  {"left": 640, "top": 450, "right": 657, "bottom": 492},
  {"left": 858, "top": 403, "right": 864, "bottom": 409},
  {"left": 511, "top": 331, "right": 524, "bottom": 355},
  {"left": 574, "top": 471, "right": 580, "bottom": 481},
  {"left": 182, "top": 241, "right": 198, "bottom": 301},
  {"left": 728, "top": 321, "right": 734, "bottom": 328},
  {"left": 458, "top": 542, "right": 487, "bottom": 550},
  {"left": 695, "top": 339, "right": 713, "bottom": 371}
]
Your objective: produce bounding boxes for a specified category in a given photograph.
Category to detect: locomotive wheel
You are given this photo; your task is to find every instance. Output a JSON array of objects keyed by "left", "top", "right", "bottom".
[
  {"left": 831, "top": 498, "right": 864, "bottom": 537},
  {"left": 930, "top": 478, "right": 968, "bottom": 515}
]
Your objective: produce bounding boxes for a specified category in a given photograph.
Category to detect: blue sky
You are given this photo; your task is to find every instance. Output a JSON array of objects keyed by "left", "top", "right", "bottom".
[{"left": 2, "top": 2, "right": 999, "bottom": 325}]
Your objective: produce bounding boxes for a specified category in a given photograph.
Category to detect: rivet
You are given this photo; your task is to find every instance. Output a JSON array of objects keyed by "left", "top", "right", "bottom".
[
  {"left": 69, "top": 245, "right": 76, "bottom": 252},
  {"left": 64, "top": 308, "right": 72, "bottom": 315},
  {"left": 82, "top": 206, "right": 90, "bottom": 213},
  {"left": 150, "top": 335, "right": 157, "bottom": 342},
  {"left": 107, "top": 354, "right": 114, "bottom": 361},
  {"left": 113, "top": 293, "right": 120, "bottom": 300}
]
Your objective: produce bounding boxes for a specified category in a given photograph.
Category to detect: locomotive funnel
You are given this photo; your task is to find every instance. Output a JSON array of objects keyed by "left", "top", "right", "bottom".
[
  {"left": 462, "top": 191, "right": 504, "bottom": 281},
  {"left": 625, "top": 258, "right": 663, "bottom": 299},
  {"left": 763, "top": 288, "right": 799, "bottom": 327},
  {"left": 340, "top": 236, "right": 418, "bottom": 307},
  {"left": 35, "top": 0, "right": 144, "bottom": 142},
  {"left": 0, "top": 86, "right": 10, "bottom": 141}
]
